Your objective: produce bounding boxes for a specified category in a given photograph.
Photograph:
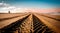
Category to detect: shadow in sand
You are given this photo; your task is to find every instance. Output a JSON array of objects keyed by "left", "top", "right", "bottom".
[
  {"left": 0, "top": 14, "right": 30, "bottom": 33},
  {"left": 32, "top": 15, "right": 54, "bottom": 33}
]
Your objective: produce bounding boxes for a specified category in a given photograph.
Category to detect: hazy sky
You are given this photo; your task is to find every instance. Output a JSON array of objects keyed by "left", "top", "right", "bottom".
[{"left": 0, "top": 0, "right": 60, "bottom": 13}]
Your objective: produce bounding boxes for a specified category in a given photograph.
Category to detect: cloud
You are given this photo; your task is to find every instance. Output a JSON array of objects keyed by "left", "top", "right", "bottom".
[
  {"left": 0, "top": 2, "right": 9, "bottom": 8},
  {"left": 0, "top": 2, "right": 30, "bottom": 13},
  {"left": 0, "top": 2, "right": 23, "bottom": 13},
  {"left": 0, "top": 2, "right": 16, "bottom": 11}
]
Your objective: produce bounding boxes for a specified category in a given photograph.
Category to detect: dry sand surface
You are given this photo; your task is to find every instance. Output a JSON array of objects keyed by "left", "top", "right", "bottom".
[
  {"left": 0, "top": 13, "right": 29, "bottom": 29},
  {"left": 0, "top": 13, "right": 29, "bottom": 19},
  {"left": 34, "top": 13, "right": 60, "bottom": 33},
  {"left": 0, "top": 13, "right": 60, "bottom": 33},
  {"left": 39, "top": 14, "right": 60, "bottom": 20}
]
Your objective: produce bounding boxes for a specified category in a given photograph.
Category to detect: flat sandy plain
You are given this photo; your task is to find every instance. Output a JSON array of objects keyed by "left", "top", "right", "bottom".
[{"left": 0, "top": 13, "right": 60, "bottom": 33}]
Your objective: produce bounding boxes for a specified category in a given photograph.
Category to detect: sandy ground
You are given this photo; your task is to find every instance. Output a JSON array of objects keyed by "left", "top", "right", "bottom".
[
  {"left": 0, "top": 13, "right": 29, "bottom": 29},
  {"left": 34, "top": 13, "right": 60, "bottom": 33},
  {"left": 0, "top": 13, "right": 60, "bottom": 33},
  {"left": 0, "top": 13, "right": 28, "bottom": 19}
]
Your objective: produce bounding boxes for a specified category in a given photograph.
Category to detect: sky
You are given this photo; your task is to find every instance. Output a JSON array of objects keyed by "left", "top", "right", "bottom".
[{"left": 0, "top": 0, "right": 60, "bottom": 13}]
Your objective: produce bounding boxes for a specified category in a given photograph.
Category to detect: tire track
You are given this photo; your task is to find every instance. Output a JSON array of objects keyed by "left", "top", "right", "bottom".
[
  {"left": 34, "top": 13, "right": 60, "bottom": 33},
  {"left": 0, "top": 13, "right": 56, "bottom": 33},
  {"left": 32, "top": 15, "right": 55, "bottom": 33},
  {"left": 17, "top": 14, "right": 33, "bottom": 33},
  {"left": 0, "top": 14, "right": 30, "bottom": 33}
]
